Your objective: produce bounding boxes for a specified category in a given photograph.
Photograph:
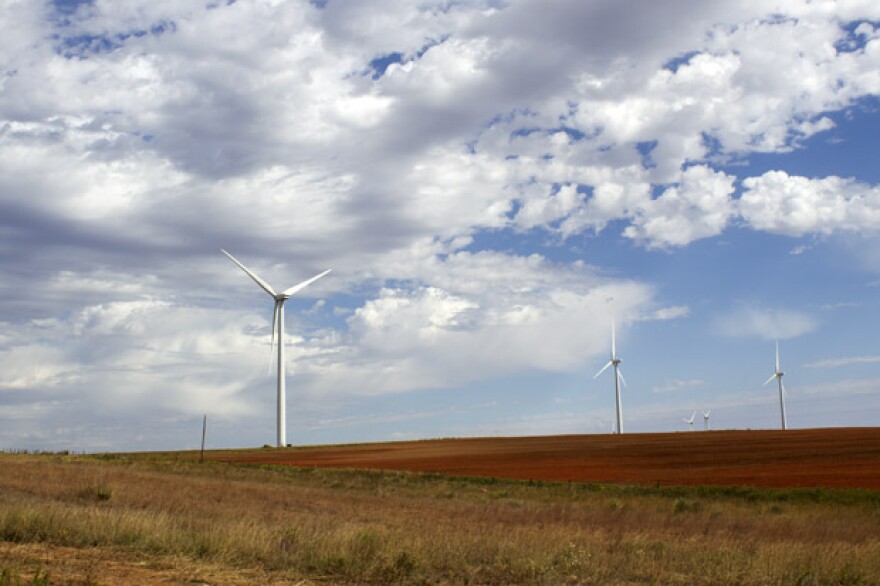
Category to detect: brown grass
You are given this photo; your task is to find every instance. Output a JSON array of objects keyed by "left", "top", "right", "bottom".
[{"left": 2, "top": 451, "right": 880, "bottom": 584}]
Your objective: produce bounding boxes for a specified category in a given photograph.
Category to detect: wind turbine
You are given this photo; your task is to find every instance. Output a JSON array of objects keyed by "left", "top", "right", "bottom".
[
  {"left": 594, "top": 320, "right": 626, "bottom": 434},
  {"left": 764, "top": 341, "right": 787, "bottom": 430},
  {"left": 683, "top": 410, "right": 696, "bottom": 431},
  {"left": 222, "top": 250, "right": 331, "bottom": 447},
  {"left": 702, "top": 409, "right": 711, "bottom": 431}
]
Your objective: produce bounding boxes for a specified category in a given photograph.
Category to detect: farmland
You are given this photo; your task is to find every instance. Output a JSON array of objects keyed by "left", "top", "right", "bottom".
[
  {"left": 2, "top": 428, "right": 880, "bottom": 584},
  {"left": 207, "top": 427, "right": 880, "bottom": 489}
]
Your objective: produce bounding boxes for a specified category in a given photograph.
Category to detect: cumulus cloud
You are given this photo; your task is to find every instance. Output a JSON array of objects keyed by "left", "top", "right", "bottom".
[
  {"left": 297, "top": 252, "right": 655, "bottom": 396},
  {"left": 740, "top": 171, "right": 880, "bottom": 236},
  {"left": 624, "top": 165, "right": 736, "bottom": 248}
]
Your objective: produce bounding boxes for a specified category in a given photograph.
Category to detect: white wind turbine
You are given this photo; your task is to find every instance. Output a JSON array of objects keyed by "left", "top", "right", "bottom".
[
  {"left": 594, "top": 320, "right": 626, "bottom": 434},
  {"left": 702, "top": 409, "right": 711, "bottom": 431},
  {"left": 683, "top": 410, "right": 696, "bottom": 431},
  {"left": 222, "top": 250, "right": 331, "bottom": 447},
  {"left": 764, "top": 341, "right": 788, "bottom": 430}
]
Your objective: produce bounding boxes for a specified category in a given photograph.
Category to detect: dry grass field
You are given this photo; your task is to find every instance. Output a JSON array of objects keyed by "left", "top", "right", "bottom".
[{"left": 1, "top": 428, "right": 879, "bottom": 584}]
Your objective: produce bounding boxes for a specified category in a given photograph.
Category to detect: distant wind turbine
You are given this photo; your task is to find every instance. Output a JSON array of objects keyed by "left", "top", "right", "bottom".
[
  {"left": 222, "top": 250, "right": 331, "bottom": 447},
  {"left": 595, "top": 320, "right": 626, "bottom": 434},
  {"left": 702, "top": 409, "right": 711, "bottom": 431},
  {"left": 683, "top": 410, "right": 696, "bottom": 431},
  {"left": 764, "top": 341, "right": 788, "bottom": 430}
]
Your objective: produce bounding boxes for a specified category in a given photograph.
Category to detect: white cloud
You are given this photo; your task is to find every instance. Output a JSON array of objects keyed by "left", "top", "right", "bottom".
[
  {"left": 0, "top": 299, "right": 272, "bottom": 418},
  {"left": 624, "top": 165, "right": 736, "bottom": 248},
  {"left": 652, "top": 378, "right": 705, "bottom": 394},
  {"left": 797, "top": 377, "right": 880, "bottom": 397},
  {"left": 715, "top": 307, "right": 818, "bottom": 340},
  {"left": 805, "top": 355, "right": 880, "bottom": 369},
  {"left": 299, "top": 252, "right": 655, "bottom": 396},
  {"left": 740, "top": 171, "right": 880, "bottom": 237},
  {"left": 643, "top": 305, "right": 691, "bottom": 321}
]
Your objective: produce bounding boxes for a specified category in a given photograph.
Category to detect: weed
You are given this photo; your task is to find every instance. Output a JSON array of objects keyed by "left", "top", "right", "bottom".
[
  {"left": 673, "top": 497, "right": 701, "bottom": 513},
  {"left": 393, "top": 551, "right": 416, "bottom": 576},
  {"left": 837, "top": 562, "right": 867, "bottom": 586},
  {"left": 76, "top": 483, "right": 112, "bottom": 502},
  {"left": 0, "top": 566, "right": 49, "bottom": 586}
]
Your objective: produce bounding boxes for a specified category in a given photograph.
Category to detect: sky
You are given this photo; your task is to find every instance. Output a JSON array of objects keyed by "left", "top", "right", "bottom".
[{"left": 1, "top": 0, "right": 879, "bottom": 452}]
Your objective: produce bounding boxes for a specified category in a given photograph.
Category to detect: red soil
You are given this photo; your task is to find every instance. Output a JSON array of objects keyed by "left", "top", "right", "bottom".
[{"left": 212, "top": 427, "right": 880, "bottom": 489}]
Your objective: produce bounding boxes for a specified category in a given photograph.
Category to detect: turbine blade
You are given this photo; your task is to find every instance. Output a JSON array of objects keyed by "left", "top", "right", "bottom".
[
  {"left": 703, "top": 409, "right": 710, "bottom": 417},
  {"left": 268, "top": 301, "right": 279, "bottom": 375},
  {"left": 611, "top": 320, "right": 617, "bottom": 359},
  {"left": 775, "top": 341, "right": 780, "bottom": 373},
  {"left": 594, "top": 361, "right": 612, "bottom": 378},
  {"left": 617, "top": 369, "right": 627, "bottom": 387},
  {"left": 222, "top": 250, "right": 277, "bottom": 297},
  {"left": 282, "top": 269, "right": 332, "bottom": 297},
  {"left": 764, "top": 373, "right": 777, "bottom": 386},
  {"left": 781, "top": 380, "right": 787, "bottom": 397}
]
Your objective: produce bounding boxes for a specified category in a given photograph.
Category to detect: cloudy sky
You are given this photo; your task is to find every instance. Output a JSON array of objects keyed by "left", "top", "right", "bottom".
[{"left": 2, "top": 0, "right": 879, "bottom": 452}]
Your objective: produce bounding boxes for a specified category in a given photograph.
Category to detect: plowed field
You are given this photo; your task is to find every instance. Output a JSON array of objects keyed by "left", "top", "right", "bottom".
[{"left": 211, "top": 427, "right": 880, "bottom": 489}]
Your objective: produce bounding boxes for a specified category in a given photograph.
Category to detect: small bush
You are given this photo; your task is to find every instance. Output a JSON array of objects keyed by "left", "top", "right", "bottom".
[
  {"left": 77, "top": 483, "right": 112, "bottom": 502},
  {"left": 836, "top": 563, "right": 867, "bottom": 586},
  {"left": 673, "top": 498, "right": 701, "bottom": 513}
]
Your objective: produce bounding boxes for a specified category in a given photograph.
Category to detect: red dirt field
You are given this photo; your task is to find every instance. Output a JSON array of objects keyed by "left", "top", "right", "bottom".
[{"left": 210, "top": 427, "right": 880, "bottom": 489}]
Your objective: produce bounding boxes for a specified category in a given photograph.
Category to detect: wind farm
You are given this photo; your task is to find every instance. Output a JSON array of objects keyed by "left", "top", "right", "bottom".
[{"left": 4, "top": 1, "right": 880, "bottom": 584}]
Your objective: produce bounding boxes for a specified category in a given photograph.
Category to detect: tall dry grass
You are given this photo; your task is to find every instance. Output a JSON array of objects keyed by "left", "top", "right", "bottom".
[{"left": 1, "top": 452, "right": 879, "bottom": 584}]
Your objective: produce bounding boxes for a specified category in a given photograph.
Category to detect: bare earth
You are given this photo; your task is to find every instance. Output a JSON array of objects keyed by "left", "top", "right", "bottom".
[{"left": 211, "top": 427, "right": 880, "bottom": 489}]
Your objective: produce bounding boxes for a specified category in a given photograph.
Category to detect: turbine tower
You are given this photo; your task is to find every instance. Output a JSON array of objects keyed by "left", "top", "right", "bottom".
[
  {"left": 222, "top": 250, "right": 331, "bottom": 447},
  {"left": 764, "top": 341, "right": 788, "bottom": 430},
  {"left": 702, "top": 409, "right": 711, "bottom": 431},
  {"left": 595, "top": 320, "right": 626, "bottom": 434},
  {"left": 683, "top": 410, "right": 696, "bottom": 431}
]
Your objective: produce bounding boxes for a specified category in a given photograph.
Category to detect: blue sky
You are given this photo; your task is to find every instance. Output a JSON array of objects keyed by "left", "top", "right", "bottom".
[{"left": 1, "top": 0, "right": 879, "bottom": 451}]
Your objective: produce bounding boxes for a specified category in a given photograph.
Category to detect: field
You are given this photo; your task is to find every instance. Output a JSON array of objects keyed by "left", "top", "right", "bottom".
[
  {"left": 208, "top": 427, "right": 880, "bottom": 489},
  {"left": 1, "top": 428, "right": 879, "bottom": 584}
]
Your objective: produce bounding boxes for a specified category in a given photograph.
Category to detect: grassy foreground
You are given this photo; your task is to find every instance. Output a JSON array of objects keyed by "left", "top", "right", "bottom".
[{"left": 1, "top": 450, "right": 879, "bottom": 584}]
